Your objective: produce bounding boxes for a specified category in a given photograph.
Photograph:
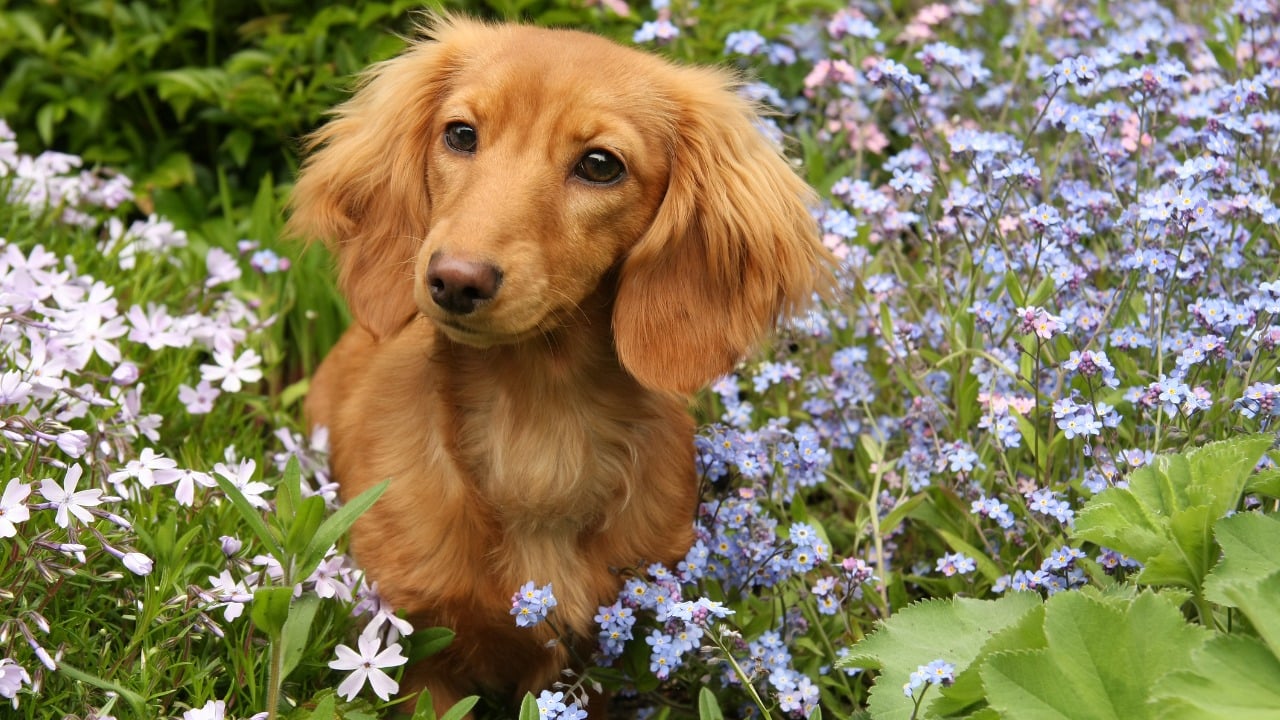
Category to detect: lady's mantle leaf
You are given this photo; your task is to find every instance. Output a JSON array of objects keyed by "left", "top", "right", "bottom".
[{"left": 982, "top": 591, "right": 1208, "bottom": 720}]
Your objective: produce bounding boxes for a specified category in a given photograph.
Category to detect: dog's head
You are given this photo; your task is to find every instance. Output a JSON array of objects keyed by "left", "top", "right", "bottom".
[{"left": 288, "top": 16, "right": 832, "bottom": 393}]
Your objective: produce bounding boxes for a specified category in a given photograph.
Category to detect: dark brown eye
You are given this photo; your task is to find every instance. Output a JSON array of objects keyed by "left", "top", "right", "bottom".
[
  {"left": 574, "top": 150, "right": 624, "bottom": 184},
  {"left": 444, "top": 122, "right": 477, "bottom": 153}
]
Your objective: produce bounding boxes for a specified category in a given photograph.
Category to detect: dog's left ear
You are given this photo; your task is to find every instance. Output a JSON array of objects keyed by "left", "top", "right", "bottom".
[{"left": 613, "top": 68, "right": 835, "bottom": 394}]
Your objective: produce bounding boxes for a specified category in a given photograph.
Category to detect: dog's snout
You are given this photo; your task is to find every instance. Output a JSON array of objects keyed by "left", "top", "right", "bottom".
[{"left": 426, "top": 254, "right": 503, "bottom": 315}]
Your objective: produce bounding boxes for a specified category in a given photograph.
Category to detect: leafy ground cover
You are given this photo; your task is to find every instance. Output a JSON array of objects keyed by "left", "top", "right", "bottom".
[{"left": 2, "top": 0, "right": 1280, "bottom": 718}]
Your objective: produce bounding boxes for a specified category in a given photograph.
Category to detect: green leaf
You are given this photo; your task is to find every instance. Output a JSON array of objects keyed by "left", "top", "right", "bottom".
[
  {"left": 1218, "top": 571, "right": 1280, "bottom": 656},
  {"left": 211, "top": 470, "right": 283, "bottom": 559},
  {"left": 842, "top": 593, "right": 1043, "bottom": 720},
  {"left": 698, "top": 687, "right": 725, "bottom": 720},
  {"left": 439, "top": 696, "right": 481, "bottom": 720},
  {"left": 142, "top": 150, "right": 197, "bottom": 190},
  {"left": 1135, "top": 503, "right": 1214, "bottom": 589},
  {"left": 1073, "top": 435, "right": 1272, "bottom": 593},
  {"left": 981, "top": 592, "right": 1209, "bottom": 720},
  {"left": 1151, "top": 634, "right": 1280, "bottom": 719},
  {"left": 519, "top": 692, "right": 541, "bottom": 720},
  {"left": 931, "top": 603, "right": 1047, "bottom": 717},
  {"left": 407, "top": 626, "right": 457, "bottom": 665},
  {"left": 410, "top": 689, "right": 436, "bottom": 720},
  {"left": 1003, "top": 270, "right": 1026, "bottom": 307},
  {"left": 57, "top": 663, "right": 148, "bottom": 716},
  {"left": 1246, "top": 467, "right": 1280, "bottom": 498},
  {"left": 250, "top": 586, "right": 293, "bottom": 639},
  {"left": 284, "top": 495, "right": 327, "bottom": 558},
  {"left": 1204, "top": 512, "right": 1280, "bottom": 607},
  {"left": 1186, "top": 433, "right": 1272, "bottom": 517},
  {"left": 307, "top": 693, "right": 337, "bottom": 720},
  {"left": 276, "top": 455, "right": 303, "bottom": 523},
  {"left": 281, "top": 594, "right": 321, "bottom": 680},
  {"left": 297, "top": 479, "right": 389, "bottom": 581}
]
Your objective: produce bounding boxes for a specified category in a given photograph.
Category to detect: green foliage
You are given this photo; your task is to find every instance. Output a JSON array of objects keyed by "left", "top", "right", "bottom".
[
  {"left": 844, "top": 435, "right": 1280, "bottom": 720},
  {"left": 1072, "top": 434, "right": 1273, "bottom": 595},
  {"left": 1151, "top": 635, "right": 1280, "bottom": 720},
  {"left": 840, "top": 593, "right": 1044, "bottom": 720},
  {"left": 981, "top": 592, "right": 1208, "bottom": 720}
]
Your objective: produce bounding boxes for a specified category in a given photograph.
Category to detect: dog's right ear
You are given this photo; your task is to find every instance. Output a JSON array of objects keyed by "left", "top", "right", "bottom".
[{"left": 286, "top": 18, "right": 465, "bottom": 339}]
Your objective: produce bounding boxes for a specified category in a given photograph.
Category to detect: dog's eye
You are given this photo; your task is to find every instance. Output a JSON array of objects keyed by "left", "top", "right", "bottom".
[
  {"left": 574, "top": 150, "right": 625, "bottom": 184},
  {"left": 444, "top": 122, "right": 478, "bottom": 154}
]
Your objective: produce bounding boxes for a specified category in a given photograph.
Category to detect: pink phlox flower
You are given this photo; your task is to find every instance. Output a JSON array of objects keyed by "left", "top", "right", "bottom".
[
  {"left": 126, "top": 303, "right": 191, "bottom": 350},
  {"left": 173, "top": 468, "right": 215, "bottom": 507},
  {"left": 308, "top": 553, "right": 354, "bottom": 602},
  {"left": 329, "top": 625, "right": 409, "bottom": 701},
  {"left": 0, "top": 658, "right": 32, "bottom": 709},
  {"left": 107, "top": 447, "right": 183, "bottom": 491},
  {"left": 0, "top": 479, "right": 32, "bottom": 538},
  {"left": 200, "top": 348, "right": 263, "bottom": 393},
  {"left": 213, "top": 458, "right": 271, "bottom": 510},
  {"left": 178, "top": 380, "right": 221, "bottom": 415},
  {"left": 39, "top": 464, "right": 105, "bottom": 528},
  {"left": 205, "top": 569, "right": 253, "bottom": 622},
  {"left": 205, "top": 247, "right": 242, "bottom": 287},
  {"left": 181, "top": 700, "right": 226, "bottom": 720},
  {"left": 354, "top": 580, "right": 416, "bottom": 642}
]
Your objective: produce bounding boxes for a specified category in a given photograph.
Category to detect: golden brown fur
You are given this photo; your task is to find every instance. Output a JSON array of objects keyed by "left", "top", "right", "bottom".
[{"left": 288, "top": 15, "right": 831, "bottom": 714}]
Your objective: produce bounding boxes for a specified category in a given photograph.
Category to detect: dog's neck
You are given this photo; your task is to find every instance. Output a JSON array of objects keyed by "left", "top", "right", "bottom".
[{"left": 429, "top": 293, "right": 664, "bottom": 530}]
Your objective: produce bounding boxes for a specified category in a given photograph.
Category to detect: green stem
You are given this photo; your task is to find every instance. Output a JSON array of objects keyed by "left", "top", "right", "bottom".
[
  {"left": 712, "top": 629, "right": 774, "bottom": 719},
  {"left": 266, "top": 633, "right": 284, "bottom": 720}
]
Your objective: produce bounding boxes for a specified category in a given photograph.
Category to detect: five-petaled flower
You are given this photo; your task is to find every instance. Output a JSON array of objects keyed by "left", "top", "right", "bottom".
[
  {"left": 39, "top": 464, "right": 104, "bottom": 528},
  {"left": 0, "top": 479, "right": 32, "bottom": 538},
  {"left": 200, "top": 348, "right": 263, "bottom": 393},
  {"left": 511, "top": 580, "right": 558, "bottom": 628},
  {"left": 329, "top": 628, "right": 409, "bottom": 701}
]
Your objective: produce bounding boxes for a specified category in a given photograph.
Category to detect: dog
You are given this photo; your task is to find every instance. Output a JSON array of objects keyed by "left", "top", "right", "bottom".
[{"left": 287, "top": 15, "right": 832, "bottom": 714}]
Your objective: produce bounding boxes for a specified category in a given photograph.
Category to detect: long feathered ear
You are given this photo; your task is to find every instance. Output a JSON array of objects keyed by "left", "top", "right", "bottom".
[
  {"left": 613, "top": 68, "right": 834, "bottom": 394},
  {"left": 286, "top": 17, "right": 464, "bottom": 339}
]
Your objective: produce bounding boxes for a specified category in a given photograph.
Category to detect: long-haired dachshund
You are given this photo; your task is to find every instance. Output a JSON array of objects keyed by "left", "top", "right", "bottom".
[{"left": 288, "top": 15, "right": 831, "bottom": 714}]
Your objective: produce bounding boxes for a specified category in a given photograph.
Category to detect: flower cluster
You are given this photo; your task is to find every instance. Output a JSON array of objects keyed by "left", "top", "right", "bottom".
[
  {"left": 511, "top": 581, "right": 558, "bottom": 628},
  {"left": 903, "top": 659, "right": 956, "bottom": 699},
  {"left": 0, "top": 122, "right": 387, "bottom": 714}
]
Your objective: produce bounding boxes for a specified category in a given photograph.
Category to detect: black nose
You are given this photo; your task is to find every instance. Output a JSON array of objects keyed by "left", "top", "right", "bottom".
[{"left": 426, "top": 254, "right": 502, "bottom": 315}]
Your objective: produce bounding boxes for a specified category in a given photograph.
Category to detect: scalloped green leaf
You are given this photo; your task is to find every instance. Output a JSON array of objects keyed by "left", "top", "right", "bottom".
[
  {"left": 1203, "top": 512, "right": 1280, "bottom": 607},
  {"left": 1073, "top": 435, "right": 1272, "bottom": 593},
  {"left": 842, "top": 593, "right": 1043, "bottom": 720},
  {"left": 1151, "top": 634, "right": 1280, "bottom": 719},
  {"left": 982, "top": 591, "right": 1209, "bottom": 720},
  {"left": 929, "top": 603, "right": 1047, "bottom": 717}
]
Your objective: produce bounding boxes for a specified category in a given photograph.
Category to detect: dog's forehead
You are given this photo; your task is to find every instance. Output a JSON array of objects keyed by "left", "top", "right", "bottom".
[{"left": 463, "top": 25, "right": 669, "bottom": 102}]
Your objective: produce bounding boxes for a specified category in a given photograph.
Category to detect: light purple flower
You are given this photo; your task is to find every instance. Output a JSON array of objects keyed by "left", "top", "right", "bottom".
[
  {"left": 39, "top": 464, "right": 103, "bottom": 528},
  {"left": 213, "top": 459, "right": 271, "bottom": 510},
  {"left": 329, "top": 627, "right": 409, "bottom": 701},
  {"left": 179, "top": 380, "right": 221, "bottom": 414},
  {"left": 182, "top": 699, "right": 226, "bottom": 720},
  {"left": 0, "top": 479, "right": 31, "bottom": 538},
  {"left": 0, "top": 658, "right": 31, "bottom": 708},
  {"left": 200, "top": 348, "right": 263, "bottom": 393}
]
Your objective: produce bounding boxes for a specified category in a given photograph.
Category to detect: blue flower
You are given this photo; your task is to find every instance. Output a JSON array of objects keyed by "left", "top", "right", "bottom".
[
  {"left": 724, "top": 30, "right": 767, "bottom": 56},
  {"left": 1046, "top": 55, "right": 1098, "bottom": 87},
  {"left": 935, "top": 552, "right": 976, "bottom": 577},
  {"left": 510, "top": 581, "right": 557, "bottom": 628},
  {"left": 536, "top": 691, "right": 587, "bottom": 720},
  {"left": 633, "top": 19, "right": 679, "bottom": 44}
]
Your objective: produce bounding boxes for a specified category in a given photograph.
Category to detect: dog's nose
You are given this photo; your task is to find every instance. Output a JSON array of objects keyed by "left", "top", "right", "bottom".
[{"left": 426, "top": 254, "right": 502, "bottom": 315}]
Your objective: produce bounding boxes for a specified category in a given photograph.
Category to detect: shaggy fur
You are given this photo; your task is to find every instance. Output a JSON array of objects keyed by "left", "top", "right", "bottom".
[{"left": 288, "top": 15, "right": 831, "bottom": 714}]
